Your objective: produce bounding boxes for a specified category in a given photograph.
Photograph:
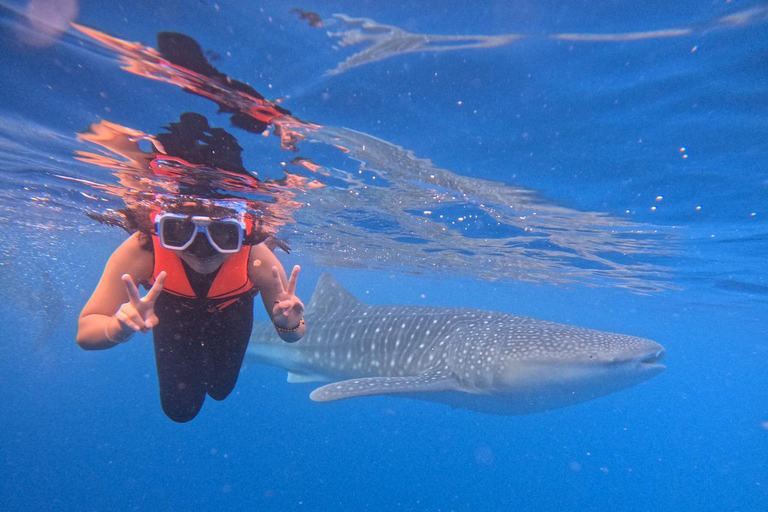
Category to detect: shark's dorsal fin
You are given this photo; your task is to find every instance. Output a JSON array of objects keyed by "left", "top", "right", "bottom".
[
  {"left": 309, "top": 370, "right": 461, "bottom": 402},
  {"left": 306, "top": 273, "right": 362, "bottom": 316}
]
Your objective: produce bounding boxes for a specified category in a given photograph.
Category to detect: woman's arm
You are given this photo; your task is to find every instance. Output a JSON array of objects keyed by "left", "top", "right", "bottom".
[
  {"left": 248, "top": 243, "right": 306, "bottom": 342},
  {"left": 76, "top": 233, "right": 155, "bottom": 350}
]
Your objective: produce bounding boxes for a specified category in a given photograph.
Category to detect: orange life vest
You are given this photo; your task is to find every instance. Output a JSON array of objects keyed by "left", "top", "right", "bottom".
[{"left": 149, "top": 235, "right": 254, "bottom": 300}]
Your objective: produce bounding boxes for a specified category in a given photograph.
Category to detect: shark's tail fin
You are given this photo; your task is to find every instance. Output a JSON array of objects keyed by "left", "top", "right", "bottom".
[{"left": 305, "top": 273, "right": 362, "bottom": 317}]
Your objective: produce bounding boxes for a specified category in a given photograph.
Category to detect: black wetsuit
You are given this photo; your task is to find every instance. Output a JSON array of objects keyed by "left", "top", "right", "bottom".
[{"left": 152, "top": 260, "right": 254, "bottom": 423}]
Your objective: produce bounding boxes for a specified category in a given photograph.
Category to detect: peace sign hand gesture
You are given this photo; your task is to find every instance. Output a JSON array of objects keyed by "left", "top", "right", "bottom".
[
  {"left": 110, "top": 271, "right": 166, "bottom": 342},
  {"left": 271, "top": 265, "right": 305, "bottom": 332}
]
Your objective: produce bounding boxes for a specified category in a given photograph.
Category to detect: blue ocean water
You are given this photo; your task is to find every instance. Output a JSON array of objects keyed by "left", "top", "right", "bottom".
[{"left": 0, "top": 1, "right": 766, "bottom": 511}]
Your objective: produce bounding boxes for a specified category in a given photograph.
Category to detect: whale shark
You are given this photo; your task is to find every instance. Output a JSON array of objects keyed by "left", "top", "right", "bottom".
[{"left": 247, "top": 274, "right": 666, "bottom": 414}]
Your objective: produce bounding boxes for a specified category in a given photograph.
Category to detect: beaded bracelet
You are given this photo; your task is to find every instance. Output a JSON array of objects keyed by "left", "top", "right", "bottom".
[{"left": 274, "top": 317, "right": 305, "bottom": 333}]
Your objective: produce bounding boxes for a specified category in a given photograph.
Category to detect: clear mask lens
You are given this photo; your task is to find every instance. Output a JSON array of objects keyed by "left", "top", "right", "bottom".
[
  {"left": 161, "top": 217, "right": 196, "bottom": 248},
  {"left": 207, "top": 221, "right": 241, "bottom": 252}
]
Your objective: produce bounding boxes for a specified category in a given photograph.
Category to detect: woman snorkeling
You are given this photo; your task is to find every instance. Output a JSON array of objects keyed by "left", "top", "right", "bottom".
[{"left": 76, "top": 114, "right": 306, "bottom": 423}]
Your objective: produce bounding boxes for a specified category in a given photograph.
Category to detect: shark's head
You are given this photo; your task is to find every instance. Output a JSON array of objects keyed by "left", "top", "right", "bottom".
[{"left": 489, "top": 327, "right": 666, "bottom": 412}]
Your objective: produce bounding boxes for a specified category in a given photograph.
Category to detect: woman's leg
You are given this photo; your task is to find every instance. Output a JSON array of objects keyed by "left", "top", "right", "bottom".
[
  {"left": 203, "top": 296, "right": 254, "bottom": 401},
  {"left": 152, "top": 295, "right": 207, "bottom": 422}
]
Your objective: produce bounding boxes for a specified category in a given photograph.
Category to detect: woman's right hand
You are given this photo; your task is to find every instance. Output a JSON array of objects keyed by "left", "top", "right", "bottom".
[{"left": 108, "top": 271, "right": 166, "bottom": 342}]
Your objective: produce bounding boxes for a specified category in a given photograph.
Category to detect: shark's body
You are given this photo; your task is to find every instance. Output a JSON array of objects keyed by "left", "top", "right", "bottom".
[{"left": 247, "top": 274, "right": 665, "bottom": 414}]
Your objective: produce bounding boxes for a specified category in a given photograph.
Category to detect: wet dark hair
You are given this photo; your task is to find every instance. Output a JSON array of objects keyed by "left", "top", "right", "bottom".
[{"left": 89, "top": 104, "right": 280, "bottom": 250}]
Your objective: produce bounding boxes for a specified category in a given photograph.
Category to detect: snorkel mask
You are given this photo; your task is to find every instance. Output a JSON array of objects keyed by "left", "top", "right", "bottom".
[{"left": 155, "top": 212, "right": 246, "bottom": 254}]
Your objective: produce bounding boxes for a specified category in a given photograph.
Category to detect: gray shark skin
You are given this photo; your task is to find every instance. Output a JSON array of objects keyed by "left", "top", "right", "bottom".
[{"left": 247, "top": 273, "right": 666, "bottom": 415}]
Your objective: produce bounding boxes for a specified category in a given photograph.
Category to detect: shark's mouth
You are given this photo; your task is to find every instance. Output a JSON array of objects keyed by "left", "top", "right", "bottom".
[{"left": 638, "top": 349, "right": 666, "bottom": 370}]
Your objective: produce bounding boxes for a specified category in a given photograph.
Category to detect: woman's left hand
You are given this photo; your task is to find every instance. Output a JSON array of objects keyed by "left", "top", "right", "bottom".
[{"left": 271, "top": 265, "right": 304, "bottom": 329}]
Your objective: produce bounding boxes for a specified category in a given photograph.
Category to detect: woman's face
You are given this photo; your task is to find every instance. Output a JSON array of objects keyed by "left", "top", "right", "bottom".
[
  {"left": 176, "top": 250, "right": 230, "bottom": 274},
  {"left": 174, "top": 233, "right": 231, "bottom": 274}
]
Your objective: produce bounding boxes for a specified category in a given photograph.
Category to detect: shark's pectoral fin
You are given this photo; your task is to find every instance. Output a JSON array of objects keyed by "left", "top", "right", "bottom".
[
  {"left": 309, "top": 369, "right": 460, "bottom": 402},
  {"left": 287, "top": 371, "right": 324, "bottom": 384}
]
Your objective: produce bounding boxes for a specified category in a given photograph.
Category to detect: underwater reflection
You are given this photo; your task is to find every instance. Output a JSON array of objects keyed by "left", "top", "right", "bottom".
[
  {"left": 320, "top": 7, "right": 768, "bottom": 75},
  {"left": 58, "top": 24, "right": 676, "bottom": 290}
]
